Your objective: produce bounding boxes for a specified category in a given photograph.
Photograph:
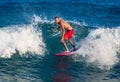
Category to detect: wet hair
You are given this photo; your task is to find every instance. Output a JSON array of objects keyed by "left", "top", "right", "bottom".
[{"left": 54, "top": 16, "right": 59, "bottom": 19}]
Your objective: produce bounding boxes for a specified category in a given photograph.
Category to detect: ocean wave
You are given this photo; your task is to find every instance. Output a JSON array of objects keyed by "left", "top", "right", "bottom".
[
  {"left": 1, "top": 14, "right": 119, "bottom": 70},
  {"left": 23, "top": 15, "right": 120, "bottom": 70}
]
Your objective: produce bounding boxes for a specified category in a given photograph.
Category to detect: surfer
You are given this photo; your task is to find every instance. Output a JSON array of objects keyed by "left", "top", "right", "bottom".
[{"left": 54, "top": 16, "right": 76, "bottom": 52}]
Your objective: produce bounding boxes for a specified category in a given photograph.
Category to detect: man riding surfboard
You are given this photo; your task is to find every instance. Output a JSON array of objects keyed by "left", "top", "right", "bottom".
[{"left": 54, "top": 16, "right": 76, "bottom": 52}]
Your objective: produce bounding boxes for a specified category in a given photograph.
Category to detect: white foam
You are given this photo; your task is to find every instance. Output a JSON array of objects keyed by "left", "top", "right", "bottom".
[
  {"left": 32, "top": 14, "right": 54, "bottom": 24},
  {"left": 0, "top": 25, "right": 46, "bottom": 58},
  {"left": 76, "top": 27, "right": 120, "bottom": 69}
]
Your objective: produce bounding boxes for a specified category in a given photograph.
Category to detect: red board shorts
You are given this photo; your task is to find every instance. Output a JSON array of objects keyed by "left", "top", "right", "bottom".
[{"left": 64, "top": 29, "right": 74, "bottom": 40}]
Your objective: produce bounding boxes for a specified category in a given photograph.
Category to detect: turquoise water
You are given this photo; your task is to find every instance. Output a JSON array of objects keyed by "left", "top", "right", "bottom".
[{"left": 0, "top": 0, "right": 120, "bottom": 82}]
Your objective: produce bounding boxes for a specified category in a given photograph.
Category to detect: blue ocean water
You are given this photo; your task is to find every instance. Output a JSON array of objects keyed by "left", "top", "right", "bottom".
[{"left": 0, "top": 0, "right": 120, "bottom": 82}]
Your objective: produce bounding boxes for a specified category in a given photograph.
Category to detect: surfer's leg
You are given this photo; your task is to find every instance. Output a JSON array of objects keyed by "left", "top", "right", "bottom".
[
  {"left": 68, "top": 39, "right": 76, "bottom": 50},
  {"left": 61, "top": 39, "right": 69, "bottom": 52}
]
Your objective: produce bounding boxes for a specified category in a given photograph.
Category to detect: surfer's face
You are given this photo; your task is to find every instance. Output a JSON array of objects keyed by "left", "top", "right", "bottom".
[{"left": 55, "top": 18, "right": 59, "bottom": 24}]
